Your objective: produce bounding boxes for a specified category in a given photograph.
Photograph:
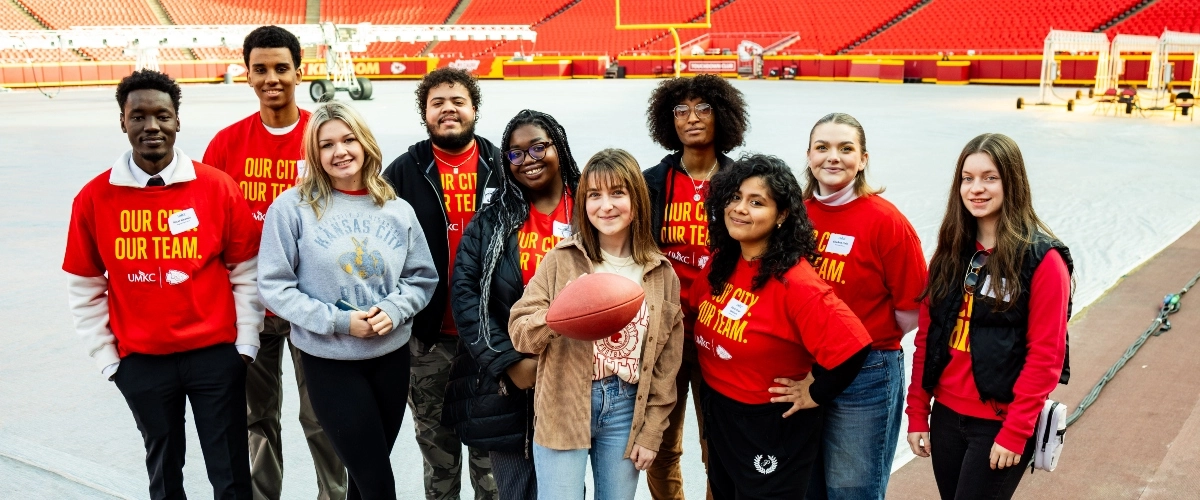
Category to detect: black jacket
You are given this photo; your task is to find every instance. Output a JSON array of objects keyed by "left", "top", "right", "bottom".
[
  {"left": 440, "top": 204, "right": 532, "bottom": 454},
  {"left": 923, "top": 233, "right": 1073, "bottom": 403},
  {"left": 644, "top": 152, "right": 734, "bottom": 246},
  {"left": 382, "top": 136, "right": 503, "bottom": 346}
]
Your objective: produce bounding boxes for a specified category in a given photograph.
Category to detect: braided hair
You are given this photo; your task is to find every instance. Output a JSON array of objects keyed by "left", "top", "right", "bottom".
[{"left": 473, "top": 109, "right": 582, "bottom": 350}]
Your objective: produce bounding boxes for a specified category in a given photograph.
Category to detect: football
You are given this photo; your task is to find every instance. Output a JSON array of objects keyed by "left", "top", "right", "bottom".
[{"left": 546, "top": 273, "right": 645, "bottom": 341}]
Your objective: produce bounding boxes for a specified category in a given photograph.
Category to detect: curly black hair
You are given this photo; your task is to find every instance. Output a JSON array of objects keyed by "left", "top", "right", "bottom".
[
  {"left": 116, "top": 69, "right": 181, "bottom": 113},
  {"left": 416, "top": 68, "right": 482, "bottom": 118},
  {"left": 706, "top": 154, "right": 819, "bottom": 292},
  {"left": 646, "top": 74, "right": 748, "bottom": 153},
  {"left": 242, "top": 25, "right": 302, "bottom": 69}
]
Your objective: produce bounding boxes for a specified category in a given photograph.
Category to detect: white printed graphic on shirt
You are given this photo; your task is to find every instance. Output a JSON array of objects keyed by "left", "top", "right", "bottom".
[
  {"left": 593, "top": 300, "right": 649, "bottom": 383},
  {"left": 716, "top": 345, "right": 733, "bottom": 360},
  {"left": 164, "top": 269, "right": 190, "bottom": 285},
  {"left": 753, "top": 455, "right": 778, "bottom": 474},
  {"left": 979, "top": 276, "right": 1013, "bottom": 302}
]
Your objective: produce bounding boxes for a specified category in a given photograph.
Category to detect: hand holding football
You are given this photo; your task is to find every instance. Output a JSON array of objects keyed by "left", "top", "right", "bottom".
[{"left": 546, "top": 273, "right": 644, "bottom": 341}]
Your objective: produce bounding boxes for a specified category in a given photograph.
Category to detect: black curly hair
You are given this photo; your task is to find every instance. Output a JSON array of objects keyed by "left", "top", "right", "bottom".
[
  {"left": 116, "top": 69, "right": 181, "bottom": 113},
  {"left": 705, "top": 154, "right": 819, "bottom": 292},
  {"left": 242, "top": 25, "right": 302, "bottom": 69},
  {"left": 416, "top": 68, "right": 482, "bottom": 118},
  {"left": 646, "top": 74, "right": 748, "bottom": 153},
  {"left": 468, "top": 110, "right": 583, "bottom": 351}
]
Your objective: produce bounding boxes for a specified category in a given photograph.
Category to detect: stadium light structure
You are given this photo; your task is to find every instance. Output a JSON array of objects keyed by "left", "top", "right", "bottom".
[
  {"left": 1148, "top": 30, "right": 1200, "bottom": 101},
  {"left": 1037, "top": 30, "right": 1110, "bottom": 106},
  {"left": 0, "top": 23, "right": 536, "bottom": 98},
  {"left": 1100, "top": 34, "right": 1158, "bottom": 94}
]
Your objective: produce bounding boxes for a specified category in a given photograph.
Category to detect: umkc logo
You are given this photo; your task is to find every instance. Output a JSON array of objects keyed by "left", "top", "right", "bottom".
[
  {"left": 128, "top": 269, "right": 190, "bottom": 285},
  {"left": 128, "top": 270, "right": 156, "bottom": 283}
]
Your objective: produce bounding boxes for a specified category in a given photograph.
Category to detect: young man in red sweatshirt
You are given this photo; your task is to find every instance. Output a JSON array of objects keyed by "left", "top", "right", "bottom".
[
  {"left": 202, "top": 25, "right": 345, "bottom": 500},
  {"left": 64, "top": 69, "right": 262, "bottom": 499}
]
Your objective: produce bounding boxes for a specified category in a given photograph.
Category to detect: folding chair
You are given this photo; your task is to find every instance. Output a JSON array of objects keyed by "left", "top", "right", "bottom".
[
  {"left": 1174, "top": 92, "right": 1195, "bottom": 121},
  {"left": 1093, "top": 88, "right": 1119, "bottom": 116},
  {"left": 1118, "top": 88, "right": 1146, "bottom": 118}
]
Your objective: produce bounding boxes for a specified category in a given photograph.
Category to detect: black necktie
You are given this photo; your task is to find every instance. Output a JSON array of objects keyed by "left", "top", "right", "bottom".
[{"left": 147, "top": 175, "right": 165, "bottom": 187}]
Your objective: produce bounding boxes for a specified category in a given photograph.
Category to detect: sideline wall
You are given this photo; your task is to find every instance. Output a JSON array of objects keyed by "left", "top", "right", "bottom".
[
  {"left": 0, "top": 57, "right": 436, "bottom": 88},
  {"left": 1, "top": 53, "right": 1193, "bottom": 88},
  {"left": 753, "top": 54, "right": 1195, "bottom": 87}
]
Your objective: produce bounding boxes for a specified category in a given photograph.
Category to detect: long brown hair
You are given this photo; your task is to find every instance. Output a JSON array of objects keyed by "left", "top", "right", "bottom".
[
  {"left": 573, "top": 149, "right": 660, "bottom": 265},
  {"left": 920, "top": 133, "right": 1057, "bottom": 310},
  {"left": 802, "top": 112, "right": 884, "bottom": 199},
  {"left": 298, "top": 101, "right": 395, "bottom": 218}
]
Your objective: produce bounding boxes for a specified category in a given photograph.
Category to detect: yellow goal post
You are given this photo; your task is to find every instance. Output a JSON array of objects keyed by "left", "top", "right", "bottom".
[{"left": 614, "top": 0, "right": 712, "bottom": 77}]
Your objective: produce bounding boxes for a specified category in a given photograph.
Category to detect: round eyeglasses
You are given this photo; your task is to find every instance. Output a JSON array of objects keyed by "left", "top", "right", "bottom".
[
  {"left": 673, "top": 103, "right": 713, "bottom": 119},
  {"left": 506, "top": 142, "right": 554, "bottom": 166}
]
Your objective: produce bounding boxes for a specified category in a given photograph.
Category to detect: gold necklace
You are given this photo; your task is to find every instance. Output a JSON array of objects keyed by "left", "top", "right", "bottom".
[
  {"left": 680, "top": 159, "right": 718, "bottom": 202},
  {"left": 433, "top": 141, "right": 477, "bottom": 174}
]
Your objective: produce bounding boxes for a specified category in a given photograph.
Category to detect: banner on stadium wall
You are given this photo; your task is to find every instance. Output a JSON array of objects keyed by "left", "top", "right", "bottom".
[
  {"left": 300, "top": 58, "right": 430, "bottom": 79},
  {"left": 686, "top": 60, "right": 737, "bottom": 73},
  {"left": 436, "top": 57, "right": 500, "bottom": 78}
]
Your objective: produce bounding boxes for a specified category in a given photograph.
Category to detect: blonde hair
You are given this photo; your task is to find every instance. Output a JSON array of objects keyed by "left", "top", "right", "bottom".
[
  {"left": 802, "top": 112, "right": 884, "bottom": 199},
  {"left": 298, "top": 101, "right": 395, "bottom": 218},
  {"left": 573, "top": 148, "right": 660, "bottom": 265}
]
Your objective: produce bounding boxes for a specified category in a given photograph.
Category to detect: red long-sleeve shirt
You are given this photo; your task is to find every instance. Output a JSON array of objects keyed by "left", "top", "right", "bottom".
[{"left": 906, "top": 247, "right": 1069, "bottom": 452}]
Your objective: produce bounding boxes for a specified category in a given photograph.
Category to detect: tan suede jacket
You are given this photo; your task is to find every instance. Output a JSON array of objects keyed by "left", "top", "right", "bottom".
[{"left": 509, "top": 236, "right": 684, "bottom": 456}]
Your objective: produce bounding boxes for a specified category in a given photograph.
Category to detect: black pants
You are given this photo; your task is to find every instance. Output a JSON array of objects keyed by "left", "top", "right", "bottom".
[
  {"left": 929, "top": 402, "right": 1036, "bottom": 500},
  {"left": 489, "top": 450, "right": 536, "bottom": 500},
  {"left": 301, "top": 347, "right": 411, "bottom": 500},
  {"left": 702, "top": 385, "right": 823, "bottom": 500},
  {"left": 113, "top": 343, "right": 252, "bottom": 500}
]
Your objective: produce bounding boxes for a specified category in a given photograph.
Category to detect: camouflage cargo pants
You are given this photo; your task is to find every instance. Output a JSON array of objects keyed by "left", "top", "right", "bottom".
[
  {"left": 409, "top": 336, "right": 497, "bottom": 500},
  {"left": 247, "top": 316, "right": 347, "bottom": 500}
]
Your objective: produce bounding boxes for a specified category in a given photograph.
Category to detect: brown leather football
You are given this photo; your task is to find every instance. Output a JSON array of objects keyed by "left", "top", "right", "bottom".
[{"left": 546, "top": 273, "right": 645, "bottom": 341}]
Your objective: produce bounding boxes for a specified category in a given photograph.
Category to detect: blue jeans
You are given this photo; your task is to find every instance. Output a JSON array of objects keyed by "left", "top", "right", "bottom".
[
  {"left": 807, "top": 349, "right": 905, "bottom": 500},
  {"left": 532, "top": 376, "right": 640, "bottom": 500}
]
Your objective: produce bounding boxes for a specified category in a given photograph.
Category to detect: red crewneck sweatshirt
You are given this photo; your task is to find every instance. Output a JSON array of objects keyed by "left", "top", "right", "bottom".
[{"left": 906, "top": 246, "right": 1069, "bottom": 452}]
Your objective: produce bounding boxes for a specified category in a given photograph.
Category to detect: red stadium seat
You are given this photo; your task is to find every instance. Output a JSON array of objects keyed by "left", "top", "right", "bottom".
[
  {"left": 160, "top": 0, "right": 305, "bottom": 26},
  {"left": 704, "top": 0, "right": 918, "bottom": 55},
  {"left": 1105, "top": 0, "right": 1200, "bottom": 36},
  {"left": 854, "top": 0, "right": 1142, "bottom": 54},
  {"left": 430, "top": 0, "right": 567, "bottom": 58},
  {"left": 19, "top": 0, "right": 161, "bottom": 30},
  {"left": 5, "top": 0, "right": 1189, "bottom": 62},
  {"left": 321, "top": 0, "right": 458, "bottom": 26}
]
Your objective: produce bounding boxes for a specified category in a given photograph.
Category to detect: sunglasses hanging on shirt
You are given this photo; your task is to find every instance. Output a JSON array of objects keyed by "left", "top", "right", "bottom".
[{"left": 963, "top": 250, "right": 989, "bottom": 295}]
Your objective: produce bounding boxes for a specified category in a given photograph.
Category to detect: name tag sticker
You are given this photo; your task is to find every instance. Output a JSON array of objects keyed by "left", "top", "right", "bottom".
[
  {"left": 825, "top": 234, "right": 855, "bottom": 256},
  {"left": 295, "top": 159, "right": 306, "bottom": 180},
  {"left": 553, "top": 220, "right": 573, "bottom": 239},
  {"left": 482, "top": 187, "right": 497, "bottom": 205},
  {"left": 721, "top": 298, "right": 749, "bottom": 320},
  {"left": 167, "top": 208, "right": 199, "bottom": 235}
]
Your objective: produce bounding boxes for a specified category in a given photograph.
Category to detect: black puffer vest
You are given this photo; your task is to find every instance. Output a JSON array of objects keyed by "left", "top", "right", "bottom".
[{"left": 923, "top": 233, "right": 1073, "bottom": 403}]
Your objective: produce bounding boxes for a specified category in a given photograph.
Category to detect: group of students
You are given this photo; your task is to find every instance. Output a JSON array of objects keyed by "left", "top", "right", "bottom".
[{"left": 62, "top": 24, "right": 1072, "bottom": 500}]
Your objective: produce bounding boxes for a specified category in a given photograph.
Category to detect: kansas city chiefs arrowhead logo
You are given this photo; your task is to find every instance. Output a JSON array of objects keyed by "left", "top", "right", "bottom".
[{"left": 164, "top": 270, "right": 190, "bottom": 285}]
